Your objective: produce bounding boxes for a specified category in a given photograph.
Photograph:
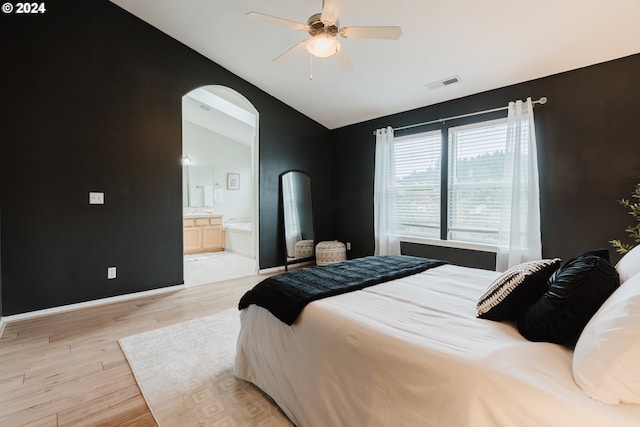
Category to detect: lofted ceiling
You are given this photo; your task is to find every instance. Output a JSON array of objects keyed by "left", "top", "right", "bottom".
[
  {"left": 182, "top": 86, "right": 256, "bottom": 146},
  {"left": 111, "top": 0, "right": 640, "bottom": 130}
]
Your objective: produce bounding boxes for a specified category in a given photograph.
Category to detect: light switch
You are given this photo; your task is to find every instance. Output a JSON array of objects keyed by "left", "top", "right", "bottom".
[
  {"left": 89, "top": 192, "right": 104, "bottom": 205},
  {"left": 107, "top": 267, "right": 117, "bottom": 279}
]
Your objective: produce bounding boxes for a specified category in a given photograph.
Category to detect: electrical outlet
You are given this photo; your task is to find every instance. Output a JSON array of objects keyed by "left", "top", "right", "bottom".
[
  {"left": 89, "top": 192, "right": 104, "bottom": 205},
  {"left": 107, "top": 266, "right": 117, "bottom": 279},
  {"left": 346, "top": 242, "right": 351, "bottom": 250}
]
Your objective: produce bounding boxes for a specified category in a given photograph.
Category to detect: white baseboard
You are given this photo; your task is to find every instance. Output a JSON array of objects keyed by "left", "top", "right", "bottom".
[
  {"left": 259, "top": 266, "right": 286, "bottom": 274},
  {"left": 2, "top": 284, "right": 186, "bottom": 324}
]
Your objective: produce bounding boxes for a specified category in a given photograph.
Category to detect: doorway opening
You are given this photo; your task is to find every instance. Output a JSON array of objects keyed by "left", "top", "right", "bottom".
[{"left": 181, "top": 86, "right": 259, "bottom": 286}]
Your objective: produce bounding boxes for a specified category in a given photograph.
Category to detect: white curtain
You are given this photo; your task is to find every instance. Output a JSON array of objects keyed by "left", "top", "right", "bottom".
[
  {"left": 374, "top": 126, "right": 401, "bottom": 255},
  {"left": 496, "top": 97, "right": 542, "bottom": 271}
]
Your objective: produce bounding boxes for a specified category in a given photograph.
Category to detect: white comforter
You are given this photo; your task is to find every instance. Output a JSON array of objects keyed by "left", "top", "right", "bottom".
[{"left": 234, "top": 264, "right": 640, "bottom": 426}]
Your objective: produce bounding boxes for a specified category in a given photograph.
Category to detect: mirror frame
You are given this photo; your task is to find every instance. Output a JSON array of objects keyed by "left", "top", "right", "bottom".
[{"left": 280, "top": 170, "right": 315, "bottom": 271}]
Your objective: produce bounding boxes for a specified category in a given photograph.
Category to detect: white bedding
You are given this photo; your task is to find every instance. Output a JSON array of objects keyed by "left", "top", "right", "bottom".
[{"left": 234, "top": 264, "right": 640, "bottom": 426}]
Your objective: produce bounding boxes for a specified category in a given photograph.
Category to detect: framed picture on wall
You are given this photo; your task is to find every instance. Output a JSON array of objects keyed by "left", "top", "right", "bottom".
[{"left": 227, "top": 173, "right": 240, "bottom": 190}]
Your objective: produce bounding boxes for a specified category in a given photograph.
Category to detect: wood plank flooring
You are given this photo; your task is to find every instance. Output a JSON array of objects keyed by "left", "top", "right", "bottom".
[{"left": 0, "top": 274, "right": 266, "bottom": 426}]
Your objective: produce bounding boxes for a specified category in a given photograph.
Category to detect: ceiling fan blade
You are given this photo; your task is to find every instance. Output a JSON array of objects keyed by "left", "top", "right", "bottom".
[
  {"left": 247, "top": 11, "right": 307, "bottom": 31},
  {"left": 340, "top": 26, "right": 403, "bottom": 40},
  {"left": 273, "top": 41, "right": 307, "bottom": 63},
  {"left": 320, "top": 0, "right": 344, "bottom": 26},
  {"left": 334, "top": 50, "right": 353, "bottom": 72}
]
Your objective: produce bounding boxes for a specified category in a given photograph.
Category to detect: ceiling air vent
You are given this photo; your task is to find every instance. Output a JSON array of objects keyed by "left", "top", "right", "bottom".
[{"left": 426, "top": 75, "right": 461, "bottom": 90}]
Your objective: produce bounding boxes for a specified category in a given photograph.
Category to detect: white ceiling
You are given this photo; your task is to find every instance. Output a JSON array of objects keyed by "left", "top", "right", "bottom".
[
  {"left": 182, "top": 86, "right": 256, "bottom": 146},
  {"left": 111, "top": 0, "right": 640, "bottom": 130}
]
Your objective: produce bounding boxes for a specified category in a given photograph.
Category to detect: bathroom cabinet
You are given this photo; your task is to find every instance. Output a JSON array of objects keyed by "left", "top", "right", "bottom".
[{"left": 183, "top": 216, "right": 225, "bottom": 254}]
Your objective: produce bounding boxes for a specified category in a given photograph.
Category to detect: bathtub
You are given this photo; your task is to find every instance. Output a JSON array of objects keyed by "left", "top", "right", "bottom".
[
  {"left": 224, "top": 222, "right": 254, "bottom": 258},
  {"left": 225, "top": 222, "right": 252, "bottom": 232}
]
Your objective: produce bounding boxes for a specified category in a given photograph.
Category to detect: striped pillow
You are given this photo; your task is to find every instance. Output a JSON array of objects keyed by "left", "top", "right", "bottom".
[{"left": 477, "top": 259, "right": 561, "bottom": 321}]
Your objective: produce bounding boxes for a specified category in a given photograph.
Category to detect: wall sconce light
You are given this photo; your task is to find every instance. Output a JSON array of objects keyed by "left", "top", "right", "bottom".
[{"left": 182, "top": 155, "right": 192, "bottom": 165}]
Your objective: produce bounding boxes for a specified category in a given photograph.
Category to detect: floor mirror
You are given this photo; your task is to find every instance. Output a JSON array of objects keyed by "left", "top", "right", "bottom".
[{"left": 280, "top": 170, "right": 315, "bottom": 270}]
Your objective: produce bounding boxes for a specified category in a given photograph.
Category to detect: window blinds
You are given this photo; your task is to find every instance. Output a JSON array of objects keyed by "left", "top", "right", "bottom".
[
  {"left": 393, "top": 131, "right": 442, "bottom": 239},
  {"left": 448, "top": 118, "right": 510, "bottom": 244}
]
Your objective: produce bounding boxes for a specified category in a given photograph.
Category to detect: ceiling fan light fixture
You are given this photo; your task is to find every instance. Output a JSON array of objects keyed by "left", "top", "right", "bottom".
[{"left": 305, "top": 34, "right": 341, "bottom": 58}]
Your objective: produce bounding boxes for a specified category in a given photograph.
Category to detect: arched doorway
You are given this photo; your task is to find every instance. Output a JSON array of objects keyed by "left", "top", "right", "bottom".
[{"left": 181, "top": 85, "right": 259, "bottom": 285}]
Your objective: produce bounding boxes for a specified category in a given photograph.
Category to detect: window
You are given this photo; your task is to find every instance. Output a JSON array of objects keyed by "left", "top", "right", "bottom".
[
  {"left": 392, "top": 117, "right": 510, "bottom": 247},
  {"left": 394, "top": 131, "right": 441, "bottom": 239},
  {"left": 377, "top": 98, "right": 540, "bottom": 266},
  {"left": 448, "top": 119, "right": 508, "bottom": 244}
]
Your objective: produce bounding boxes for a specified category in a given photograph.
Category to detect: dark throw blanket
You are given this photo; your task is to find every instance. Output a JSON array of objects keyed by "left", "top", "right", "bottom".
[{"left": 238, "top": 255, "right": 447, "bottom": 325}]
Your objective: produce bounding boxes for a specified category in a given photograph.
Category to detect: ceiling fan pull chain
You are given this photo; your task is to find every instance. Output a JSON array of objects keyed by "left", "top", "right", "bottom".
[{"left": 309, "top": 55, "right": 314, "bottom": 80}]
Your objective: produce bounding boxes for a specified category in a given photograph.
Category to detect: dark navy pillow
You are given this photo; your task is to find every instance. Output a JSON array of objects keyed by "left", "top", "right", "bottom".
[{"left": 517, "top": 254, "right": 620, "bottom": 346}]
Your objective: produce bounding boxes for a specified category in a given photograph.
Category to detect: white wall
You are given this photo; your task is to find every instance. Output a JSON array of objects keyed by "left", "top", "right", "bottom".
[{"left": 182, "top": 120, "right": 252, "bottom": 221}]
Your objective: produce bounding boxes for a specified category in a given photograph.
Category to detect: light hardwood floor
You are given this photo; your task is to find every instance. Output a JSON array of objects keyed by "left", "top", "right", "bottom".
[{"left": 0, "top": 274, "right": 267, "bottom": 426}]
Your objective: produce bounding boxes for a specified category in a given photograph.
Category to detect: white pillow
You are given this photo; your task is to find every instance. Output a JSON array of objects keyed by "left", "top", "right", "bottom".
[
  {"left": 573, "top": 273, "right": 640, "bottom": 404},
  {"left": 615, "top": 244, "right": 640, "bottom": 284}
]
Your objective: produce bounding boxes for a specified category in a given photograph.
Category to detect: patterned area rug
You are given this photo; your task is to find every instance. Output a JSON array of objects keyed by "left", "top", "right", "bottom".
[{"left": 119, "top": 309, "right": 293, "bottom": 426}]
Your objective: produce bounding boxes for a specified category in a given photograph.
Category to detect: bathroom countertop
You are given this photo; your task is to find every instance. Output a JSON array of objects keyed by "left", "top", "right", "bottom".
[{"left": 183, "top": 213, "right": 224, "bottom": 218}]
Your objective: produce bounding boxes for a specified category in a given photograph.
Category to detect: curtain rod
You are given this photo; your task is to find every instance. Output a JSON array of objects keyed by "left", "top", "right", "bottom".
[{"left": 373, "top": 96, "right": 547, "bottom": 135}]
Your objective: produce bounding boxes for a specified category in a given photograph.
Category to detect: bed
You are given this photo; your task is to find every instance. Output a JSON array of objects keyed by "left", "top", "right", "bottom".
[{"left": 234, "top": 252, "right": 640, "bottom": 426}]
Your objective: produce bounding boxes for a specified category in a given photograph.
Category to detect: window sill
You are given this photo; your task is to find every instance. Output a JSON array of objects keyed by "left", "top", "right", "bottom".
[{"left": 397, "top": 236, "right": 498, "bottom": 253}]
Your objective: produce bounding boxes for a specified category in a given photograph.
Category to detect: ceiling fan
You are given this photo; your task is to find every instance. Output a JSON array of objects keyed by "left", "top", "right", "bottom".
[{"left": 247, "top": 0, "right": 402, "bottom": 71}]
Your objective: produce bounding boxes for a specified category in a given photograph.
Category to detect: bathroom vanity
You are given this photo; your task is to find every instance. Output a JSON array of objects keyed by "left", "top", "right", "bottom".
[{"left": 183, "top": 214, "right": 225, "bottom": 254}]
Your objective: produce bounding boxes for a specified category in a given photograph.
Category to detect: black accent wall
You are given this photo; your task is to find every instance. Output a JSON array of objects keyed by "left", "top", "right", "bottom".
[
  {"left": 2, "top": 1, "right": 639, "bottom": 316},
  {"left": 330, "top": 54, "right": 640, "bottom": 267},
  {"left": 0, "top": 210, "right": 2, "bottom": 319},
  {"left": 1, "top": 1, "right": 331, "bottom": 315}
]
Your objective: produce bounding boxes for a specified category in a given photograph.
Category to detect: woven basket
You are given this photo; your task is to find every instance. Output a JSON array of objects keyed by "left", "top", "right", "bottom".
[{"left": 315, "top": 241, "right": 347, "bottom": 266}]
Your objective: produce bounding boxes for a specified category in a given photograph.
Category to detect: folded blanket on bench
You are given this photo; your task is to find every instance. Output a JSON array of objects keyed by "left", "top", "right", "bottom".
[{"left": 238, "top": 255, "right": 447, "bottom": 325}]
